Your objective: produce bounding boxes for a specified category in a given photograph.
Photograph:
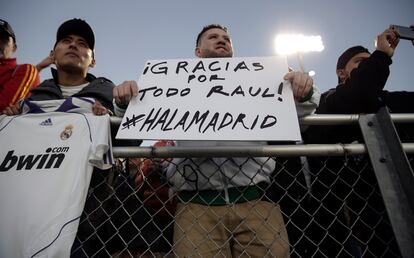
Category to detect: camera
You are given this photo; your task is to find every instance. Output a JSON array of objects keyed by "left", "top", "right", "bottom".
[{"left": 390, "top": 25, "right": 414, "bottom": 40}]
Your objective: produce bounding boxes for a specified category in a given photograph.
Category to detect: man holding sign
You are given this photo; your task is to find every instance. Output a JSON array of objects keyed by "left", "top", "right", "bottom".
[{"left": 114, "top": 24, "right": 320, "bottom": 257}]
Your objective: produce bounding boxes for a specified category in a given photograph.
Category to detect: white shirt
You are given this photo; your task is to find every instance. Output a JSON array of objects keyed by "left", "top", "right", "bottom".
[
  {"left": 0, "top": 97, "right": 113, "bottom": 258},
  {"left": 60, "top": 83, "right": 89, "bottom": 98}
]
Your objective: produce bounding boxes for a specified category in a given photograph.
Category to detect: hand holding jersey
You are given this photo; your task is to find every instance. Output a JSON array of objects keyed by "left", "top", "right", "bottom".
[{"left": 3, "top": 99, "right": 109, "bottom": 116}]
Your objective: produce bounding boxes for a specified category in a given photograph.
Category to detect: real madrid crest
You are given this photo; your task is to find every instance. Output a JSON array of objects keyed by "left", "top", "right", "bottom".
[{"left": 60, "top": 125, "right": 74, "bottom": 140}]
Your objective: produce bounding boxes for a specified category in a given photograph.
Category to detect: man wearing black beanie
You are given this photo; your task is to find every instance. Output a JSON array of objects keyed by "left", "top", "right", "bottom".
[
  {"left": 304, "top": 27, "right": 414, "bottom": 258},
  {"left": 320, "top": 28, "right": 401, "bottom": 115},
  {"left": 310, "top": 26, "right": 414, "bottom": 140},
  {"left": 335, "top": 45, "right": 369, "bottom": 83}
]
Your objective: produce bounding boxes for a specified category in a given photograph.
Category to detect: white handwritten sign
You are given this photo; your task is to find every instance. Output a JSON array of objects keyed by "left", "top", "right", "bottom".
[{"left": 116, "top": 56, "right": 301, "bottom": 141}]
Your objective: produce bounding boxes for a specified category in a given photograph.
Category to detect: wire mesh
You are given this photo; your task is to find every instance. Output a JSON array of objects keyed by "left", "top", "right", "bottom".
[
  {"left": 70, "top": 154, "right": 404, "bottom": 257},
  {"left": 70, "top": 114, "right": 414, "bottom": 257}
]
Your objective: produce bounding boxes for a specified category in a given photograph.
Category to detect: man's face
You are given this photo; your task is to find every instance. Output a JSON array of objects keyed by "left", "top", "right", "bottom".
[
  {"left": 0, "top": 33, "right": 16, "bottom": 59},
  {"left": 195, "top": 28, "right": 233, "bottom": 58},
  {"left": 52, "top": 34, "right": 95, "bottom": 73},
  {"left": 337, "top": 52, "right": 370, "bottom": 83}
]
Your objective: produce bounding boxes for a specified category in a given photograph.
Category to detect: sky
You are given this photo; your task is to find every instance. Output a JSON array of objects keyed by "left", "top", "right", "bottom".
[{"left": 2, "top": 0, "right": 413, "bottom": 93}]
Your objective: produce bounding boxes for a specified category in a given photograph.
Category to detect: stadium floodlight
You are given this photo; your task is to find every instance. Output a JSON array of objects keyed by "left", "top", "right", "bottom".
[
  {"left": 274, "top": 34, "right": 324, "bottom": 72},
  {"left": 275, "top": 34, "right": 324, "bottom": 55}
]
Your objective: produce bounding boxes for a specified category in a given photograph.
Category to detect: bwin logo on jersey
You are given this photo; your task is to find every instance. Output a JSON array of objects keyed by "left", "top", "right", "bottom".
[{"left": 0, "top": 147, "right": 70, "bottom": 172}]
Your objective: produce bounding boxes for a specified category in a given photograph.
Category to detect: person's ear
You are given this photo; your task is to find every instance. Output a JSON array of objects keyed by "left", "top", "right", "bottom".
[
  {"left": 13, "top": 42, "right": 17, "bottom": 52},
  {"left": 336, "top": 69, "right": 347, "bottom": 83},
  {"left": 195, "top": 47, "right": 201, "bottom": 57},
  {"left": 89, "top": 58, "right": 96, "bottom": 68}
]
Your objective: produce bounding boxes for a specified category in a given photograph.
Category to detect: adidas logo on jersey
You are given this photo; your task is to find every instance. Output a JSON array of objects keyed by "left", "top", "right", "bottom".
[
  {"left": 0, "top": 147, "right": 70, "bottom": 172},
  {"left": 39, "top": 118, "right": 53, "bottom": 126}
]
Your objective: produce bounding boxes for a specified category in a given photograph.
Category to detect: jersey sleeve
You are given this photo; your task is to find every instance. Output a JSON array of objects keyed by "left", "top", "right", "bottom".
[
  {"left": 0, "top": 64, "right": 40, "bottom": 111},
  {"left": 86, "top": 113, "right": 114, "bottom": 169},
  {"left": 295, "top": 85, "right": 321, "bottom": 118}
]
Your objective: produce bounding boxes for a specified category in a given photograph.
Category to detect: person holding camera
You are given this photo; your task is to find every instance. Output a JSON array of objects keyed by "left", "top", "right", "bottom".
[
  {"left": 310, "top": 26, "right": 414, "bottom": 141},
  {"left": 304, "top": 26, "right": 414, "bottom": 257},
  {"left": 320, "top": 27, "right": 400, "bottom": 115}
]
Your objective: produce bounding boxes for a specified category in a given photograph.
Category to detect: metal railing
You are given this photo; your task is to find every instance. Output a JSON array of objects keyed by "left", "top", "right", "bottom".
[{"left": 71, "top": 110, "right": 414, "bottom": 258}]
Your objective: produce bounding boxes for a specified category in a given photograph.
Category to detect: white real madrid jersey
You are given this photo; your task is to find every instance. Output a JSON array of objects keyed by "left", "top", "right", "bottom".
[{"left": 0, "top": 98, "right": 113, "bottom": 258}]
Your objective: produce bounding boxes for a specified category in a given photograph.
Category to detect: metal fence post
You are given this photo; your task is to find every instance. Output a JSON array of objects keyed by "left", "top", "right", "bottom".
[{"left": 358, "top": 107, "right": 414, "bottom": 258}]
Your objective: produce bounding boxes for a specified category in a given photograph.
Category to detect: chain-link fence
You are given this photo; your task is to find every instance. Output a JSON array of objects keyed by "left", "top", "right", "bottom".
[{"left": 71, "top": 110, "right": 414, "bottom": 258}]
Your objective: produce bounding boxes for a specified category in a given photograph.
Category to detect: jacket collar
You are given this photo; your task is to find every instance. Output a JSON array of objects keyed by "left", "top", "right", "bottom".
[
  {"left": 0, "top": 58, "right": 17, "bottom": 66},
  {"left": 51, "top": 68, "right": 97, "bottom": 84}
]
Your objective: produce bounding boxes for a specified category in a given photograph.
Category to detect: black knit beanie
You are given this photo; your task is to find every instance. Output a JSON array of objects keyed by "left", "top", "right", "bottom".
[
  {"left": 336, "top": 45, "right": 370, "bottom": 69},
  {"left": 336, "top": 46, "right": 370, "bottom": 83}
]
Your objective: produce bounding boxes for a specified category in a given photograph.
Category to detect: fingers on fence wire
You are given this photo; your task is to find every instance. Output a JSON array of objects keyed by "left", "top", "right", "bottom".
[{"left": 130, "top": 140, "right": 177, "bottom": 212}]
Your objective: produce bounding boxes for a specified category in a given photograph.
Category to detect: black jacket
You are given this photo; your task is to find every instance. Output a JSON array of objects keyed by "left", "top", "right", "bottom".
[
  {"left": 307, "top": 50, "right": 414, "bottom": 144},
  {"left": 318, "top": 50, "right": 391, "bottom": 115},
  {"left": 303, "top": 50, "right": 412, "bottom": 257},
  {"left": 29, "top": 68, "right": 115, "bottom": 112},
  {"left": 30, "top": 68, "right": 141, "bottom": 147}
]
